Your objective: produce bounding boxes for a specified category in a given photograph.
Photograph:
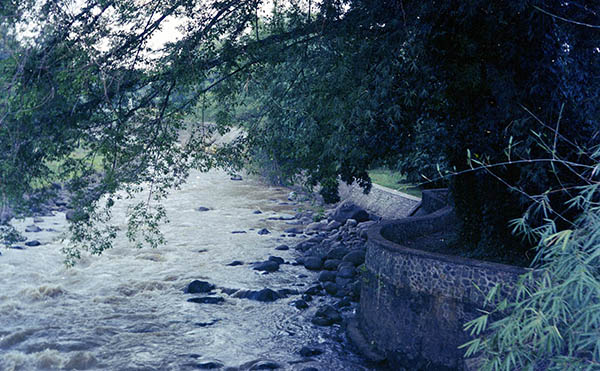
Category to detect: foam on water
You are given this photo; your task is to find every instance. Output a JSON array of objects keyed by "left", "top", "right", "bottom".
[{"left": 0, "top": 170, "right": 372, "bottom": 370}]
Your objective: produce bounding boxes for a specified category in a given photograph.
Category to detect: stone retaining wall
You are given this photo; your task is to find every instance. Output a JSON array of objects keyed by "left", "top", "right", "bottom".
[
  {"left": 338, "top": 182, "right": 420, "bottom": 220},
  {"left": 358, "top": 220, "right": 529, "bottom": 370}
]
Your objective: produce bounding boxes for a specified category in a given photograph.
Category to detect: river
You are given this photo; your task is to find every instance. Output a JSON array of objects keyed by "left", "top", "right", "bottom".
[{"left": 0, "top": 170, "right": 374, "bottom": 370}]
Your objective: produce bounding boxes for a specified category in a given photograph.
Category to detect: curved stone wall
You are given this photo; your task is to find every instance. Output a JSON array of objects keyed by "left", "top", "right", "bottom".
[
  {"left": 357, "top": 217, "right": 530, "bottom": 370},
  {"left": 338, "top": 182, "right": 421, "bottom": 220}
]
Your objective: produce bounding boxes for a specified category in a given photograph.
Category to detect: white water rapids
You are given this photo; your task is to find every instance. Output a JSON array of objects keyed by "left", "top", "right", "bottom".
[{"left": 0, "top": 170, "right": 373, "bottom": 370}]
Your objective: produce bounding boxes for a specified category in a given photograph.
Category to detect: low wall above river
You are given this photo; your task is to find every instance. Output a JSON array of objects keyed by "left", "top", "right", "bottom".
[
  {"left": 355, "top": 191, "right": 529, "bottom": 370},
  {"left": 338, "top": 182, "right": 420, "bottom": 220}
]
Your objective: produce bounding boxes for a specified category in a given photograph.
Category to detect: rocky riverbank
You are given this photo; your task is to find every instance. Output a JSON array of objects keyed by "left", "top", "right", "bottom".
[
  {"left": 178, "top": 193, "right": 382, "bottom": 370},
  {"left": 1, "top": 173, "right": 384, "bottom": 370}
]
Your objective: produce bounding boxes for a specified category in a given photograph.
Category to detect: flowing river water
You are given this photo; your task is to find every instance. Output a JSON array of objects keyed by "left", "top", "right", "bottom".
[{"left": 0, "top": 170, "right": 374, "bottom": 371}]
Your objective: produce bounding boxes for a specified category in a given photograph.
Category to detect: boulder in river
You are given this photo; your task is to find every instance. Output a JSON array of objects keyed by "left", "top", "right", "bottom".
[
  {"left": 187, "top": 297, "right": 224, "bottom": 304},
  {"left": 25, "top": 225, "right": 42, "bottom": 233},
  {"left": 257, "top": 228, "right": 270, "bottom": 235},
  {"left": 191, "top": 361, "right": 224, "bottom": 369},
  {"left": 24, "top": 240, "right": 41, "bottom": 247},
  {"left": 311, "top": 305, "right": 342, "bottom": 326},
  {"left": 253, "top": 260, "right": 280, "bottom": 273},
  {"left": 299, "top": 346, "right": 323, "bottom": 357},
  {"left": 230, "top": 174, "right": 243, "bottom": 181},
  {"left": 185, "top": 280, "right": 215, "bottom": 294},
  {"left": 227, "top": 260, "right": 244, "bottom": 266},
  {"left": 196, "top": 206, "right": 211, "bottom": 212},
  {"left": 268, "top": 256, "right": 284, "bottom": 265},
  {"left": 235, "top": 288, "right": 281, "bottom": 302},
  {"left": 274, "top": 244, "right": 289, "bottom": 251}
]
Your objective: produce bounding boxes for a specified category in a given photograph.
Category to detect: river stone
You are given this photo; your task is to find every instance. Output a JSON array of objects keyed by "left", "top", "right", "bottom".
[
  {"left": 25, "top": 225, "right": 42, "bottom": 233},
  {"left": 231, "top": 230, "right": 246, "bottom": 234},
  {"left": 305, "top": 285, "right": 323, "bottom": 296},
  {"left": 311, "top": 305, "right": 342, "bottom": 326},
  {"left": 299, "top": 346, "right": 323, "bottom": 357},
  {"left": 186, "top": 280, "right": 215, "bottom": 294},
  {"left": 337, "top": 265, "right": 356, "bottom": 279},
  {"left": 275, "top": 244, "right": 289, "bottom": 251},
  {"left": 294, "top": 299, "right": 309, "bottom": 309},
  {"left": 302, "top": 294, "right": 313, "bottom": 302},
  {"left": 230, "top": 174, "right": 243, "bottom": 181},
  {"left": 227, "top": 260, "right": 244, "bottom": 266},
  {"left": 277, "top": 288, "right": 298, "bottom": 297},
  {"left": 253, "top": 261, "right": 279, "bottom": 272},
  {"left": 318, "top": 271, "right": 336, "bottom": 283},
  {"left": 342, "top": 250, "right": 365, "bottom": 266},
  {"left": 196, "top": 206, "right": 211, "bottom": 212},
  {"left": 187, "top": 297, "right": 224, "bottom": 304},
  {"left": 8, "top": 245, "right": 25, "bottom": 250},
  {"left": 24, "top": 240, "right": 41, "bottom": 247},
  {"left": 284, "top": 226, "right": 304, "bottom": 234},
  {"left": 305, "top": 221, "right": 327, "bottom": 232},
  {"left": 268, "top": 256, "right": 284, "bottom": 265},
  {"left": 345, "top": 218, "right": 358, "bottom": 228},
  {"left": 303, "top": 256, "right": 322, "bottom": 271},
  {"left": 253, "top": 210, "right": 263, "bottom": 214},
  {"left": 257, "top": 228, "right": 270, "bottom": 235},
  {"left": 252, "top": 289, "right": 281, "bottom": 302},
  {"left": 326, "top": 247, "right": 348, "bottom": 260},
  {"left": 248, "top": 360, "right": 282, "bottom": 370},
  {"left": 325, "top": 220, "right": 342, "bottom": 231},
  {"left": 235, "top": 288, "right": 281, "bottom": 302},
  {"left": 332, "top": 201, "right": 369, "bottom": 224},
  {"left": 193, "top": 361, "right": 224, "bottom": 369},
  {"left": 323, "top": 282, "right": 339, "bottom": 295},
  {"left": 323, "top": 259, "right": 342, "bottom": 271}
]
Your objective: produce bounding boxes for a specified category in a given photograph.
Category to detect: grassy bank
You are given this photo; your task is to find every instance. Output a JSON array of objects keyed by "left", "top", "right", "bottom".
[{"left": 368, "top": 168, "right": 421, "bottom": 198}]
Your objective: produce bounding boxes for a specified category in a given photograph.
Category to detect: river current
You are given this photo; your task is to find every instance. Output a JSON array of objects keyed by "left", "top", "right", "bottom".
[{"left": 0, "top": 170, "right": 372, "bottom": 370}]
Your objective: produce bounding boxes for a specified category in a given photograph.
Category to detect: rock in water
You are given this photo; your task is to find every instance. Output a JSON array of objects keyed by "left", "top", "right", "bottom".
[
  {"left": 187, "top": 297, "right": 224, "bottom": 304},
  {"left": 299, "top": 346, "right": 323, "bottom": 357},
  {"left": 257, "top": 228, "right": 270, "bottom": 235},
  {"left": 196, "top": 206, "right": 211, "bottom": 212},
  {"left": 253, "top": 261, "right": 280, "bottom": 272},
  {"left": 25, "top": 225, "right": 42, "bottom": 233},
  {"left": 185, "top": 280, "right": 215, "bottom": 294},
  {"left": 24, "top": 240, "right": 41, "bottom": 247},
  {"left": 230, "top": 174, "right": 243, "bottom": 181},
  {"left": 236, "top": 288, "right": 281, "bottom": 302},
  {"left": 311, "top": 305, "right": 342, "bottom": 326}
]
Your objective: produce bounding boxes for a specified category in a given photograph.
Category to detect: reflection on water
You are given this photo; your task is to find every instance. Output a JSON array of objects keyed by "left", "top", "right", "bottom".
[{"left": 0, "top": 170, "right": 372, "bottom": 370}]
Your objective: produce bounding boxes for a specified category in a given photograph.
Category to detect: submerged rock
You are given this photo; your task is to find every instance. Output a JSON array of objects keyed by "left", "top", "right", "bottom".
[
  {"left": 311, "top": 305, "right": 342, "bottom": 326},
  {"left": 299, "top": 346, "right": 323, "bottom": 357},
  {"left": 227, "top": 260, "right": 244, "bottom": 266},
  {"left": 187, "top": 297, "right": 224, "bottom": 304},
  {"left": 196, "top": 206, "right": 211, "bottom": 212},
  {"left": 257, "top": 228, "right": 270, "bottom": 235},
  {"left": 274, "top": 244, "right": 289, "bottom": 251},
  {"left": 25, "top": 225, "right": 42, "bottom": 233},
  {"left": 24, "top": 240, "right": 41, "bottom": 247}
]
